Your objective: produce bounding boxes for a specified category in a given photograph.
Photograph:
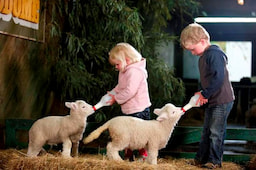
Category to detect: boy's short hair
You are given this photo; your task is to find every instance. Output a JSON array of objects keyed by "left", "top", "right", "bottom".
[{"left": 180, "top": 23, "right": 210, "bottom": 49}]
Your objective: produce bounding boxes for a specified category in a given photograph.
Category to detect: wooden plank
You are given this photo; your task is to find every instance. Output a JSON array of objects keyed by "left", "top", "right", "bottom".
[
  {"left": 223, "top": 154, "right": 253, "bottom": 164},
  {"left": 171, "top": 126, "right": 202, "bottom": 144},
  {"left": 5, "top": 119, "right": 35, "bottom": 148},
  {"left": 160, "top": 151, "right": 196, "bottom": 159},
  {"left": 226, "top": 128, "right": 256, "bottom": 141},
  {"left": 171, "top": 126, "right": 256, "bottom": 144}
]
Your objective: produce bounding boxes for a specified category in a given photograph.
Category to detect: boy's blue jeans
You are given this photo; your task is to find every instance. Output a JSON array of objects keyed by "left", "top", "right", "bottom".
[{"left": 195, "top": 101, "right": 234, "bottom": 165}]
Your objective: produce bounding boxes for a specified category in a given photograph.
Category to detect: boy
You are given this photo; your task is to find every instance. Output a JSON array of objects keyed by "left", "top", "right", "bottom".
[{"left": 180, "top": 23, "right": 235, "bottom": 169}]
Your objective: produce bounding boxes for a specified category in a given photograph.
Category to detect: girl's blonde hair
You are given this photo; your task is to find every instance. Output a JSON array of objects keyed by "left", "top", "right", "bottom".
[
  {"left": 109, "top": 42, "right": 142, "bottom": 71},
  {"left": 180, "top": 23, "right": 210, "bottom": 49}
]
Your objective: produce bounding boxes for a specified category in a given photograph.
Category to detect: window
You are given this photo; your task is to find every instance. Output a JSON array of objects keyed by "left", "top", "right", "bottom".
[
  {"left": 212, "top": 41, "right": 252, "bottom": 82},
  {"left": 183, "top": 41, "right": 252, "bottom": 82}
]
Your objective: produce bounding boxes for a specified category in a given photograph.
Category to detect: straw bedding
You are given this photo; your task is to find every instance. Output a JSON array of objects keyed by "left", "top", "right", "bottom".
[{"left": 0, "top": 149, "right": 244, "bottom": 170}]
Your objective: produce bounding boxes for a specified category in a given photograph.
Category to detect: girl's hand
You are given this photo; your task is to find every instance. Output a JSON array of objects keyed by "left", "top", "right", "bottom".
[
  {"left": 106, "top": 92, "right": 116, "bottom": 105},
  {"left": 195, "top": 91, "right": 208, "bottom": 106}
]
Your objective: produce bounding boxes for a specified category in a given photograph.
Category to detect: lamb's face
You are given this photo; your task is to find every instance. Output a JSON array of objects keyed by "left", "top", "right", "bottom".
[
  {"left": 65, "top": 100, "right": 95, "bottom": 116},
  {"left": 154, "top": 103, "right": 183, "bottom": 122}
]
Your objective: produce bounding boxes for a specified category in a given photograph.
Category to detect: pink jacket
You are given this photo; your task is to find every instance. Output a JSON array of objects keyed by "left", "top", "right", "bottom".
[{"left": 112, "top": 58, "right": 151, "bottom": 114}]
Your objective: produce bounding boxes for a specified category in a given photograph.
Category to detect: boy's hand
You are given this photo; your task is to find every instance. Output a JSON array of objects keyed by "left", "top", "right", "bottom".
[{"left": 195, "top": 91, "right": 208, "bottom": 106}]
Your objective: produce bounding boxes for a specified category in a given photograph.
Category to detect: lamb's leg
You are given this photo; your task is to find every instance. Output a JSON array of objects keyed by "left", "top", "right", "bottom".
[
  {"left": 27, "top": 145, "right": 41, "bottom": 157},
  {"left": 71, "top": 141, "right": 79, "bottom": 157},
  {"left": 62, "top": 139, "right": 72, "bottom": 157},
  {"left": 146, "top": 149, "right": 158, "bottom": 165},
  {"left": 27, "top": 141, "right": 44, "bottom": 157},
  {"left": 106, "top": 142, "right": 123, "bottom": 161}
]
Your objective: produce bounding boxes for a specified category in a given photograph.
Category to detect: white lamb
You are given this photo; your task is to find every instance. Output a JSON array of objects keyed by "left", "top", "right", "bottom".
[
  {"left": 27, "top": 100, "right": 94, "bottom": 157},
  {"left": 83, "top": 103, "right": 184, "bottom": 165}
]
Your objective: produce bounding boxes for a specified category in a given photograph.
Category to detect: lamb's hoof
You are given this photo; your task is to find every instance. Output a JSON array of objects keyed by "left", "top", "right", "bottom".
[
  {"left": 38, "top": 149, "right": 47, "bottom": 156},
  {"left": 107, "top": 156, "right": 123, "bottom": 162},
  {"left": 27, "top": 154, "right": 37, "bottom": 158},
  {"left": 61, "top": 154, "right": 72, "bottom": 158}
]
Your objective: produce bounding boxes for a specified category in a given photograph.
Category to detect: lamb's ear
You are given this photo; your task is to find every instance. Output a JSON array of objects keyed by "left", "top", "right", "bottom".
[
  {"left": 65, "top": 102, "right": 77, "bottom": 110},
  {"left": 156, "top": 113, "right": 168, "bottom": 122},
  {"left": 153, "top": 108, "right": 161, "bottom": 115},
  {"left": 65, "top": 102, "right": 71, "bottom": 108}
]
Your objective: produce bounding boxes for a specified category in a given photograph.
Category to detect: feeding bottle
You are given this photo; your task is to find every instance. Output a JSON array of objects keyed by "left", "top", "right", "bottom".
[
  {"left": 181, "top": 94, "right": 200, "bottom": 113},
  {"left": 93, "top": 91, "right": 116, "bottom": 111}
]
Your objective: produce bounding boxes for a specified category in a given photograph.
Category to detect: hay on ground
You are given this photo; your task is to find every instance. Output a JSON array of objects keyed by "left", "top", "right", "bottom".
[{"left": 0, "top": 149, "right": 243, "bottom": 170}]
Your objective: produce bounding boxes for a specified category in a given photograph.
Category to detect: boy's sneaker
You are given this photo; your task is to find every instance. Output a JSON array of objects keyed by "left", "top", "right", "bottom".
[
  {"left": 202, "top": 162, "right": 221, "bottom": 169},
  {"left": 186, "top": 159, "right": 203, "bottom": 167}
]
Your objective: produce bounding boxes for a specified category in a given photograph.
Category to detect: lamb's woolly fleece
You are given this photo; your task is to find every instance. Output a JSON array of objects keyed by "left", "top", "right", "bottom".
[
  {"left": 83, "top": 103, "right": 184, "bottom": 164},
  {"left": 27, "top": 100, "right": 94, "bottom": 157}
]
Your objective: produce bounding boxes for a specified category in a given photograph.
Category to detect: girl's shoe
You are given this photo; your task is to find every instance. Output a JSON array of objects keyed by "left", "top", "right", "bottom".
[
  {"left": 124, "top": 148, "right": 134, "bottom": 161},
  {"left": 138, "top": 148, "right": 148, "bottom": 161}
]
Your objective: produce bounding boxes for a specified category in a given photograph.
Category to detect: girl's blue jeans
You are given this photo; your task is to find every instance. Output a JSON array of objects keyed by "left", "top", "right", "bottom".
[
  {"left": 127, "top": 107, "right": 150, "bottom": 120},
  {"left": 195, "top": 101, "right": 234, "bottom": 165}
]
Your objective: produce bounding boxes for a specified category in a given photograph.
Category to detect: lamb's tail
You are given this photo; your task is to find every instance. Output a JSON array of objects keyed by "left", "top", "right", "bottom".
[{"left": 83, "top": 121, "right": 110, "bottom": 144}]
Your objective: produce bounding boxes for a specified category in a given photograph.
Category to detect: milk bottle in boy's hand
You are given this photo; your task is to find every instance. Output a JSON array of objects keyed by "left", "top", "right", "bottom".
[{"left": 181, "top": 94, "right": 200, "bottom": 113}]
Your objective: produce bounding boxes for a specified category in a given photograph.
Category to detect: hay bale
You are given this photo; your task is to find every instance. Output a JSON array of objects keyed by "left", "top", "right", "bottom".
[
  {"left": 247, "top": 155, "right": 256, "bottom": 170},
  {"left": 0, "top": 149, "right": 243, "bottom": 170}
]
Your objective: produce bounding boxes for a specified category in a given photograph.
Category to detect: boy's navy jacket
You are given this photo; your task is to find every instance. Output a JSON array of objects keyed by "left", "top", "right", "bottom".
[{"left": 199, "top": 45, "right": 235, "bottom": 106}]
